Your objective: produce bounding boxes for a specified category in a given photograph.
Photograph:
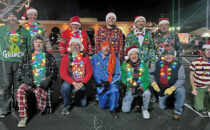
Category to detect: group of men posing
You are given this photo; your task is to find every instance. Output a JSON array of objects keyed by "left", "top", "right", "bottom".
[{"left": 0, "top": 7, "right": 210, "bottom": 128}]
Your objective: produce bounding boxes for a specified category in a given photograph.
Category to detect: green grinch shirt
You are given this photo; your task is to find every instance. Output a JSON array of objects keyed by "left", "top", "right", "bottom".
[{"left": 0, "top": 25, "right": 30, "bottom": 62}]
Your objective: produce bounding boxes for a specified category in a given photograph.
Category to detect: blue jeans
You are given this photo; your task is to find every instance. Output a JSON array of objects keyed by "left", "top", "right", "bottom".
[
  {"left": 122, "top": 89, "right": 151, "bottom": 112},
  {"left": 158, "top": 87, "right": 185, "bottom": 115},
  {"left": 61, "top": 81, "right": 87, "bottom": 108}
]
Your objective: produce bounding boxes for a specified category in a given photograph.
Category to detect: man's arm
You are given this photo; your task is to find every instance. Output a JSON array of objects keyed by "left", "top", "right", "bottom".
[
  {"left": 111, "top": 58, "right": 121, "bottom": 84},
  {"left": 60, "top": 55, "right": 74, "bottom": 84},
  {"left": 173, "top": 65, "right": 186, "bottom": 88},
  {"left": 190, "top": 71, "right": 197, "bottom": 95}
]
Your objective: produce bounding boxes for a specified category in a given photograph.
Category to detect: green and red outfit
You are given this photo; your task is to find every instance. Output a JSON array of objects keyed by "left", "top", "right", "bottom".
[{"left": 125, "top": 29, "right": 155, "bottom": 67}]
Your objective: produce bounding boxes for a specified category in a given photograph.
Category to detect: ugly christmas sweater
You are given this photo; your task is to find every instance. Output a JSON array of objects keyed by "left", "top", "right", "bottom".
[{"left": 125, "top": 29, "right": 155, "bottom": 67}]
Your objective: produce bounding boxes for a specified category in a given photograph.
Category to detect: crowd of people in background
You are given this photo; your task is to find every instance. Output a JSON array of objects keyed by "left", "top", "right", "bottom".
[{"left": 0, "top": 6, "right": 210, "bottom": 128}]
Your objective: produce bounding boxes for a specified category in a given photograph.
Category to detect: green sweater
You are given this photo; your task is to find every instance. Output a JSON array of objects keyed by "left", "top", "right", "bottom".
[
  {"left": 125, "top": 30, "right": 155, "bottom": 67},
  {"left": 120, "top": 60, "right": 150, "bottom": 92},
  {"left": 0, "top": 25, "right": 30, "bottom": 62}
]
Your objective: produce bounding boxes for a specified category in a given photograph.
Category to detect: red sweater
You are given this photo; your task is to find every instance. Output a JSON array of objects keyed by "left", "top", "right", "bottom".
[
  {"left": 60, "top": 54, "right": 93, "bottom": 84},
  {"left": 59, "top": 28, "right": 92, "bottom": 54}
]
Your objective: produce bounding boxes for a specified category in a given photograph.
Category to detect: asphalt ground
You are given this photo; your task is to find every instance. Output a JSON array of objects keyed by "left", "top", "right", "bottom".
[{"left": 0, "top": 53, "right": 210, "bottom": 130}]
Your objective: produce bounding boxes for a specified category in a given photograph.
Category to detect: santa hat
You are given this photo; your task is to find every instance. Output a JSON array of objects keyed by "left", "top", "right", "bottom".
[
  {"left": 159, "top": 18, "right": 170, "bottom": 26},
  {"left": 125, "top": 46, "right": 139, "bottom": 60},
  {"left": 105, "top": 12, "right": 117, "bottom": 22},
  {"left": 202, "top": 40, "right": 210, "bottom": 49},
  {"left": 21, "top": 7, "right": 38, "bottom": 20},
  {"left": 68, "top": 38, "right": 84, "bottom": 52},
  {"left": 70, "top": 16, "right": 81, "bottom": 26},
  {"left": 134, "top": 16, "right": 146, "bottom": 24}
]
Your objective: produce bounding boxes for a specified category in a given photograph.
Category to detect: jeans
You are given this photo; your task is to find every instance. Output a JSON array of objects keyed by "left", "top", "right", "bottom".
[
  {"left": 158, "top": 87, "right": 185, "bottom": 115},
  {"left": 0, "top": 61, "right": 19, "bottom": 115},
  {"left": 122, "top": 89, "right": 151, "bottom": 112},
  {"left": 61, "top": 81, "right": 87, "bottom": 108}
]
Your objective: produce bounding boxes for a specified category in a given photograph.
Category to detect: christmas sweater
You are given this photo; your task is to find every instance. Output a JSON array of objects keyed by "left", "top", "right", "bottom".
[
  {"left": 22, "top": 22, "right": 53, "bottom": 53},
  {"left": 120, "top": 59, "right": 150, "bottom": 93},
  {"left": 189, "top": 57, "right": 210, "bottom": 88},
  {"left": 60, "top": 52, "right": 93, "bottom": 84},
  {"left": 0, "top": 25, "right": 30, "bottom": 62},
  {"left": 59, "top": 28, "right": 92, "bottom": 54},
  {"left": 95, "top": 27, "right": 124, "bottom": 60},
  {"left": 17, "top": 51, "right": 58, "bottom": 86},
  {"left": 152, "top": 31, "right": 182, "bottom": 62},
  {"left": 125, "top": 29, "right": 155, "bottom": 67}
]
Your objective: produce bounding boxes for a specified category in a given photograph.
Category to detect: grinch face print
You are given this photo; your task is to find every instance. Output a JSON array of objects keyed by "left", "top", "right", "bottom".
[{"left": 3, "top": 30, "right": 24, "bottom": 59}]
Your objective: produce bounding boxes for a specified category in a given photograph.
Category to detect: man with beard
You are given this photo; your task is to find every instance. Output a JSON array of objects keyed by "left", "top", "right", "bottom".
[
  {"left": 121, "top": 46, "right": 151, "bottom": 119},
  {"left": 91, "top": 41, "right": 121, "bottom": 119},
  {"left": 125, "top": 16, "right": 155, "bottom": 67},
  {"left": 95, "top": 12, "right": 124, "bottom": 61},
  {"left": 21, "top": 7, "right": 53, "bottom": 53},
  {"left": 0, "top": 12, "right": 30, "bottom": 117},
  {"left": 60, "top": 38, "right": 92, "bottom": 115},
  {"left": 190, "top": 40, "right": 210, "bottom": 117},
  {"left": 149, "top": 46, "right": 186, "bottom": 120},
  {"left": 59, "top": 16, "right": 93, "bottom": 56},
  {"left": 153, "top": 18, "right": 182, "bottom": 62}
]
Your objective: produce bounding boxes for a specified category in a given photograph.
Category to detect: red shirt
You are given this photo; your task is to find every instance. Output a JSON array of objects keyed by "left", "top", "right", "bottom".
[
  {"left": 59, "top": 28, "right": 92, "bottom": 54},
  {"left": 60, "top": 53, "right": 93, "bottom": 84}
]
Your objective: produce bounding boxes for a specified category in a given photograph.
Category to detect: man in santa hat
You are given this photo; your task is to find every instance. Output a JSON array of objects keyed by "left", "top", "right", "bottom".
[
  {"left": 95, "top": 12, "right": 124, "bottom": 61},
  {"left": 91, "top": 41, "right": 121, "bottom": 119},
  {"left": 149, "top": 45, "right": 186, "bottom": 120},
  {"left": 153, "top": 18, "right": 182, "bottom": 62},
  {"left": 21, "top": 7, "right": 53, "bottom": 53},
  {"left": 125, "top": 16, "right": 155, "bottom": 67},
  {"left": 59, "top": 16, "right": 93, "bottom": 56},
  {"left": 60, "top": 38, "right": 92, "bottom": 115},
  {"left": 0, "top": 12, "right": 30, "bottom": 118},
  {"left": 190, "top": 40, "right": 210, "bottom": 117},
  {"left": 121, "top": 45, "right": 151, "bottom": 119}
]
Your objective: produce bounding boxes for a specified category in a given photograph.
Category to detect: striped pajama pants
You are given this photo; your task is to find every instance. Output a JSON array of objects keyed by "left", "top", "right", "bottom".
[{"left": 16, "top": 84, "right": 47, "bottom": 117}]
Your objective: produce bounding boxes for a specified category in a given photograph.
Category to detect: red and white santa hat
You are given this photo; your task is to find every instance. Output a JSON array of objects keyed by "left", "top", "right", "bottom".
[
  {"left": 68, "top": 38, "right": 84, "bottom": 52},
  {"left": 202, "top": 40, "right": 210, "bottom": 49},
  {"left": 134, "top": 16, "right": 146, "bottom": 24},
  {"left": 21, "top": 7, "right": 38, "bottom": 20},
  {"left": 70, "top": 16, "right": 81, "bottom": 26},
  {"left": 125, "top": 45, "right": 139, "bottom": 60},
  {"left": 106, "top": 12, "right": 117, "bottom": 22},
  {"left": 159, "top": 18, "right": 170, "bottom": 26}
]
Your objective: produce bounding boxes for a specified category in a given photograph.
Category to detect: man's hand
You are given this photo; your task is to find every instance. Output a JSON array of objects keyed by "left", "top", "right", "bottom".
[
  {"left": 191, "top": 88, "right": 197, "bottom": 96},
  {"left": 151, "top": 82, "right": 160, "bottom": 92},
  {"left": 164, "top": 86, "right": 176, "bottom": 95}
]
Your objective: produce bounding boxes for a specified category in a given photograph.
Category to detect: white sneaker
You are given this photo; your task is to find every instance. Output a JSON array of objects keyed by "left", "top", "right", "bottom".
[
  {"left": 142, "top": 110, "right": 150, "bottom": 119},
  {"left": 208, "top": 112, "right": 210, "bottom": 117},
  {"left": 18, "top": 117, "right": 28, "bottom": 127}
]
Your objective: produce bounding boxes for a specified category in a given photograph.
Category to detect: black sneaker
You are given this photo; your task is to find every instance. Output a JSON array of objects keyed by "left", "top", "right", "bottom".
[{"left": 110, "top": 110, "right": 119, "bottom": 119}]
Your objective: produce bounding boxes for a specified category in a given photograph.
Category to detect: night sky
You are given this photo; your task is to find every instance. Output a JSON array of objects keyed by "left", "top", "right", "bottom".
[{"left": 28, "top": 0, "right": 202, "bottom": 22}]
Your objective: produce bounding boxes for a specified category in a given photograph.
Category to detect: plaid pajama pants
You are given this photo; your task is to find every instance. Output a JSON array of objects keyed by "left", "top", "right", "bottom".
[{"left": 16, "top": 84, "right": 47, "bottom": 117}]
